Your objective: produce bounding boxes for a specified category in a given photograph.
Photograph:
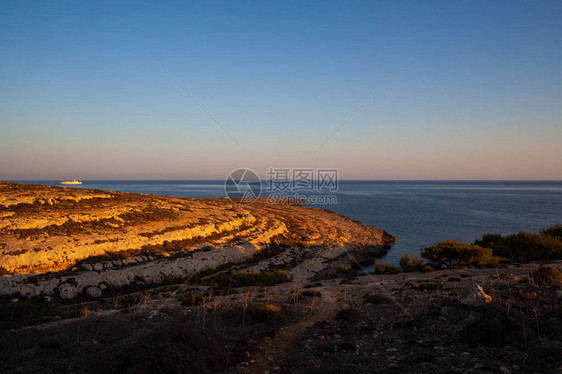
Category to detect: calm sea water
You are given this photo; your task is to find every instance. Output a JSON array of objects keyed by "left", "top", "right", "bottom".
[{"left": 19, "top": 180, "right": 562, "bottom": 265}]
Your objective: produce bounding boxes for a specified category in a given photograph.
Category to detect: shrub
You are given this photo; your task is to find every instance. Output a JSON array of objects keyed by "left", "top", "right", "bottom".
[
  {"left": 421, "top": 240, "right": 500, "bottom": 269},
  {"left": 212, "top": 270, "right": 292, "bottom": 289},
  {"left": 336, "top": 264, "right": 358, "bottom": 277},
  {"left": 540, "top": 223, "right": 562, "bottom": 239},
  {"left": 475, "top": 230, "right": 562, "bottom": 261},
  {"left": 301, "top": 290, "right": 322, "bottom": 298},
  {"left": 373, "top": 259, "right": 401, "bottom": 274},
  {"left": 245, "top": 303, "right": 286, "bottom": 323},
  {"left": 399, "top": 254, "right": 425, "bottom": 272},
  {"left": 532, "top": 266, "right": 562, "bottom": 285},
  {"left": 180, "top": 293, "right": 205, "bottom": 306}
]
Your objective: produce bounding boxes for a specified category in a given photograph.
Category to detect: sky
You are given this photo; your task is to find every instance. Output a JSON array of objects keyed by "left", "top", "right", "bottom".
[{"left": 1, "top": 1, "right": 561, "bottom": 180}]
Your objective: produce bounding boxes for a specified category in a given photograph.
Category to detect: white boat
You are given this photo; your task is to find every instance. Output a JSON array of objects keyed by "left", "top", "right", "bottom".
[{"left": 60, "top": 180, "right": 82, "bottom": 185}]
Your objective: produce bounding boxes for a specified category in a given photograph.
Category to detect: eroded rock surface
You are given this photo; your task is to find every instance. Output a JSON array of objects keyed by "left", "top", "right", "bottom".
[{"left": 0, "top": 182, "right": 394, "bottom": 298}]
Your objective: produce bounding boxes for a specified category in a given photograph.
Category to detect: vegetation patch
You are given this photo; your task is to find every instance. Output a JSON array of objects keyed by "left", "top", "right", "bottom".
[
  {"left": 373, "top": 259, "right": 401, "bottom": 274},
  {"left": 406, "top": 281, "right": 441, "bottom": 291},
  {"left": 531, "top": 265, "right": 562, "bottom": 285},
  {"left": 399, "top": 254, "right": 426, "bottom": 272},
  {"left": 312, "top": 264, "right": 360, "bottom": 280},
  {"left": 301, "top": 290, "right": 322, "bottom": 298},
  {"left": 212, "top": 270, "right": 292, "bottom": 289},
  {"left": 181, "top": 293, "right": 206, "bottom": 307},
  {"left": 421, "top": 241, "right": 500, "bottom": 269},
  {"left": 474, "top": 224, "right": 562, "bottom": 261}
]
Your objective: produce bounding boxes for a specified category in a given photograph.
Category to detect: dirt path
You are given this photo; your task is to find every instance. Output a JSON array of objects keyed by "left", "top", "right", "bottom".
[{"left": 246, "top": 286, "right": 340, "bottom": 373}]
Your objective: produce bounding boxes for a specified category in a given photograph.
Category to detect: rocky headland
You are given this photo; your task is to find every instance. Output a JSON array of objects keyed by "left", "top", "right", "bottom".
[{"left": 0, "top": 182, "right": 393, "bottom": 300}]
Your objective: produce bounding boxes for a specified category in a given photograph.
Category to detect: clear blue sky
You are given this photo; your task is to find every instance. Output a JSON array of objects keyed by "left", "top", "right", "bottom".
[{"left": 1, "top": 1, "right": 561, "bottom": 180}]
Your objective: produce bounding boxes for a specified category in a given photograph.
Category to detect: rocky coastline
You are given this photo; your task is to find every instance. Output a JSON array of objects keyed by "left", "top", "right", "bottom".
[
  {"left": 1, "top": 182, "right": 560, "bottom": 373},
  {"left": 0, "top": 182, "right": 393, "bottom": 300}
]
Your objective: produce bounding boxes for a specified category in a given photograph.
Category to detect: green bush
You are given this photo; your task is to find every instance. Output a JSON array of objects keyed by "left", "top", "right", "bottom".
[
  {"left": 336, "top": 264, "right": 358, "bottom": 277},
  {"left": 212, "top": 270, "right": 292, "bottom": 289},
  {"left": 540, "top": 223, "right": 562, "bottom": 239},
  {"left": 475, "top": 228, "right": 562, "bottom": 261},
  {"left": 399, "top": 254, "right": 425, "bottom": 272},
  {"left": 421, "top": 240, "right": 500, "bottom": 269},
  {"left": 373, "top": 259, "right": 401, "bottom": 274}
]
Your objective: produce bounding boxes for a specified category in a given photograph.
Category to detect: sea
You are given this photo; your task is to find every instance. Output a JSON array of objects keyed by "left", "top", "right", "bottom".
[{"left": 19, "top": 180, "right": 562, "bottom": 265}]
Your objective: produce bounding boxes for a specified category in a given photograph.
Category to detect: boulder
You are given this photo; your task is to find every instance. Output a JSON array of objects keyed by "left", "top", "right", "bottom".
[
  {"left": 81, "top": 263, "right": 93, "bottom": 271},
  {"left": 460, "top": 284, "right": 492, "bottom": 307},
  {"left": 85, "top": 286, "right": 102, "bottom": 299},
  {"left": 58, "top": 283, "right": 78, "bottom": 300}
]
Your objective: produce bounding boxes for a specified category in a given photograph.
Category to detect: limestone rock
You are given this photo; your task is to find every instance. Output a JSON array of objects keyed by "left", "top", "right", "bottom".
[
  {"left": 460, "top": 284, "right": 492, "bottom": 307},
  {"left": 58, "top": 283, "right": 78, "bottom": 300},
  {"left": 85, "top": 286, "right": 102, "bottom": 298},
  {"left": 82, "top": 263, "right": 93, "bottom": 271}
]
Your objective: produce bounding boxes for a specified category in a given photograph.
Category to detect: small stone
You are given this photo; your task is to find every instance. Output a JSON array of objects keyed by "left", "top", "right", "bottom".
[
  {"left": 85, "top": 286, "right": 102, "bottom": 299},
  {"left": 82, "top": 263, "right": 93, "bottom": 271},
  {"left": 58, "top": 283, "right": 78, "bottom": 300},
  {"left": 99, "top": 283, "right": 108, "bottom": 290},
  {"left": 93, "top": 263, "right": 103, "bottom": 271},
  {"left": 556, "top": 290, "right": 562, "bottom": 299}
]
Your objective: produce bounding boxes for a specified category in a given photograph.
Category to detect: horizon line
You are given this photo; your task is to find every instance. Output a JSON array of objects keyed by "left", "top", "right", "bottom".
[{"left": 5, "top": 179, "right": 562, "bottom": 183}]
